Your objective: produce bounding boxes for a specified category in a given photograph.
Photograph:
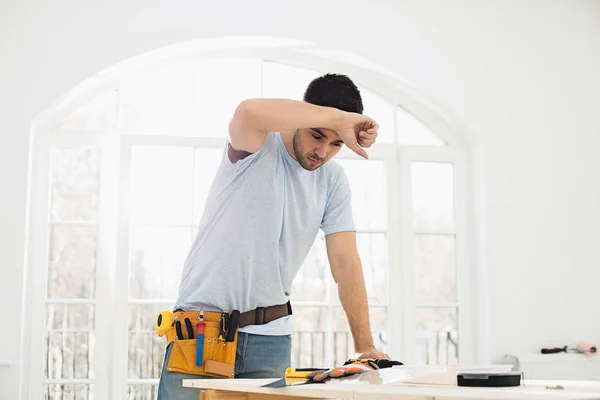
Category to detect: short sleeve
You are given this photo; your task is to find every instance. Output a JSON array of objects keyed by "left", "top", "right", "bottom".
[
  {"left": 224, "top": 132, "right": 275, "bottom": 167},
  {"left": 320, "top": 167, "right": 356, "bottom": 236}
]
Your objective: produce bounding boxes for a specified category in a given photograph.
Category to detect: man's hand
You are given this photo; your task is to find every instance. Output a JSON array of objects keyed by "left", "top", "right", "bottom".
[
  {"left": 336, "top": 111, "right": 379, "bottom": 159},
  {"left": 356, "top": 346, "right": 391, "bottom": 360}
]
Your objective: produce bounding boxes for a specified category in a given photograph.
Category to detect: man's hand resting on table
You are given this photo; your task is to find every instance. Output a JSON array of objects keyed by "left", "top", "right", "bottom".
[{"left": 356, "top": 346, "right": 391, "bottom": 360}]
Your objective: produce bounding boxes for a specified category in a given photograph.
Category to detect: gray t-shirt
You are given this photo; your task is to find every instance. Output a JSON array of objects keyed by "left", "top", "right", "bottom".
[{"left": 175, "top": 132, "right": 355, "bottom": 335}]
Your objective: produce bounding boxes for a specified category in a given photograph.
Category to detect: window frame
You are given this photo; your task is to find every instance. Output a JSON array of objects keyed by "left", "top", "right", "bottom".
[
  {"left": 25, "top": 47, "right": 475, "bottom": 397},
  {"left": 26, "top": 130, "right": 119, "bottom": 400},
  {"left": 398, "top": 146, "right": 472, "bottom": 363}
]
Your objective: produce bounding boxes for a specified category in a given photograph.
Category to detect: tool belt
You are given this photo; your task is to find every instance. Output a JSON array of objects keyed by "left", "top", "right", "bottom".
[{"left": 156, "top": 301, "right": 292, "bottom": 378}]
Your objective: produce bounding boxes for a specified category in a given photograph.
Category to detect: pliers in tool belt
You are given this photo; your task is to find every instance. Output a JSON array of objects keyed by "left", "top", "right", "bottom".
[{"left": 218, "top": 311, "right": 241, "bottom": 342}]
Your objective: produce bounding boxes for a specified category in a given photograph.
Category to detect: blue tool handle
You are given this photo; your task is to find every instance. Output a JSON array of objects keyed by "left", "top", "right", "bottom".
[{"left": 196, "top": 333, "right": 204, "bottom": 366}]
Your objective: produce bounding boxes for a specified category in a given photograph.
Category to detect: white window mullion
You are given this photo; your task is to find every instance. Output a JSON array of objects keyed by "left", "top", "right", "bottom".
[
  {"left": 112, "top": 138, "right": 133, "bottom": 398},
  {"left": 43, "top": 379, "right": 95, "bottom": 385},
  {"left": 95, "top": 133, "right": 120, "bottom": 399},
  {"left": 415, "top": 303, "right": 460, "bottom": 308},
  {"left": 45, "top": 298, "right": 96, "bottom": 305},
  {"left": 413, "top": 231, "right": 456, "bottom": 236},
  {"left": 24, "top": 133, "right": 53, "bottom": 400},
  {"left": 453, "top": 151, "right": 473, "bottom": 363},
  {"left": 385, "top": 153, "right": 402, "bottom": 360},
  {"left": 398, "top": 148, "right": 416, "bottom": 364}
]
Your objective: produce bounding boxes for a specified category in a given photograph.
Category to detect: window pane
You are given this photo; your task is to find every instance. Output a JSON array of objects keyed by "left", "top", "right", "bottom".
[
  {"left": 126, "top": 385, "right": 159, "bottom": 400},
  {"left": 193, "top": 147, "right": 225, "bottom": 225},
  {"left": 44, "top": 384, "right": 93, "bottom": 400},
  {"left": 50, "top": 147, "right": 101, "bottom": 222},
  {"left": 397, "top": 107, "right": 445, "bottom": 146},
  {"left": 415, "top": 307, "right": 458, "bottom": 365},
  {"left": 193, "top": 58, "right": 262, "bottom": 138},
  {"left": 118, "top": 65, "right": 195, "bottom": 134},
  {"left": 48, "top": 225, "right": 97, "bottom": 299},
  {"left": 128, "top": 304, "right": 169, "bottom": 379},
  {"left": 292, "top": 236, "right": 387, "bottom": 305},
  {"left": 412, "top": 162, "right": 455, "bottom": 232},
  {"left": 130, "top": 146, "right": 194, "bottom": 225},
  {"left": 291, "top": 307, "right": 327, "bottom": 368},
  {"left": 415, "top": 235, "right": 456, "bottom": 304},
  {"left": 291, "top": 236, "right": 328, "bottom": 302},
  {"left": 129, "top": 226, "right": 192, "bottom": 299},
  {"left": 262, "top": 62, "right": 323, "bottom": 100},
  {"left": 357, "top": 233, "right": 387, "bottom": 305},
  {"left": 360, "top": 88, "right": 394, "bottom": 143},
  {"left": 336, "top": 159, "right": 387, "bottom": 230},
  {"left": 60, "top": 89, "right": 117, "bottom": 131},
  {"left": 45, "top": 304, "right": 95, "bottom": 379},
  {"left": 333, "top": 307, "right": 387, "bottom": 365}
]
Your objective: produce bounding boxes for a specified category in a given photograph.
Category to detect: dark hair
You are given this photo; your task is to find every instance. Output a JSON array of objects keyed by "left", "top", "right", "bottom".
[{"left": 303, "top": 73, "right": 363, "bottom": 114}]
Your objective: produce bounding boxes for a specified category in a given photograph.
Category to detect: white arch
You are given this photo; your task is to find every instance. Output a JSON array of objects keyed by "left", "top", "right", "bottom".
[
  {"left": 24, "top": 36, "right": 482, "bottom": 399},
  {"left": 33, "top": 36, "right": 475, "bottom": 148}
]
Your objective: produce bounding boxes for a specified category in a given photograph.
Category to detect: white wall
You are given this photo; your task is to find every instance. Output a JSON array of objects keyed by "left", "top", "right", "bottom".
[{"left": 1, "top": 0, "right": 599, "bottom": 397}]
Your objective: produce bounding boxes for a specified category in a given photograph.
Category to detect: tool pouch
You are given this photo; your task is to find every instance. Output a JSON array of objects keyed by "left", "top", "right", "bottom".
[{"left": 165, "top": 311, "right": 238, "bottom": 378}]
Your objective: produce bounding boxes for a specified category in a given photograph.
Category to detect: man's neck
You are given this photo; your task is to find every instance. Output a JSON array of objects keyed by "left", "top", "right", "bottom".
[{"left": 279, "top": 131, "right": 297, "bottom": 160}]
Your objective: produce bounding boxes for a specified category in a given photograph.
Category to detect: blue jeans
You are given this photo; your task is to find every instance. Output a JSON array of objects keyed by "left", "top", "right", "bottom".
[{"left": 157, "top": 332, "right": 291, "bottom": 399}]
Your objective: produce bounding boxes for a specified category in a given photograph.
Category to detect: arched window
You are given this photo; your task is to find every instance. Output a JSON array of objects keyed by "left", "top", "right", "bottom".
[{"left": 27, "top": 38, "right": 472, "bottom": 399}]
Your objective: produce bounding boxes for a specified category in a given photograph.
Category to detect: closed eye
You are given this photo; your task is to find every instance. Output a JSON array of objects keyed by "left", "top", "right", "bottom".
[{"left": 312, "top": 130, "right": 343, "bottom": 147}]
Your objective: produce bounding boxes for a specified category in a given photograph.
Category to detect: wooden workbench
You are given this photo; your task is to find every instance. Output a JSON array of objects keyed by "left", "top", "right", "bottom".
[{"left": 183, "top": 378, "right": 600, "bottom": 399}]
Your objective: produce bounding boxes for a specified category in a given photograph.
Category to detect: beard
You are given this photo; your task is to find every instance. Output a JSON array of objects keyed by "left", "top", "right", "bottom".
[{"left": 293, "top": 130, "right": 324, "bottom": 171}]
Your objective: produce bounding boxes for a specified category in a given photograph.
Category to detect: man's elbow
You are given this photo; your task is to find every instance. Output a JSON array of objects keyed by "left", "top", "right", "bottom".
[
  {"left": 232, "top": 99, "right": 261, "bottom": 124},
  {"left": 228, "top": 99, "right": 266, "bottom": 152}
]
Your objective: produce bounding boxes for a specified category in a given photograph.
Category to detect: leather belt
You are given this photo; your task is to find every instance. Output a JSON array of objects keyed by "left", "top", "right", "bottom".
[{"left": 239, "top": 301, "right": 293, "bottom": 328}]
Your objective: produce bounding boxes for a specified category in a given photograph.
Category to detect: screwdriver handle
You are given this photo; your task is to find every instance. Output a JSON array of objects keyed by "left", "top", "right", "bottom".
[{"left": 196, "top": 321, "right": 205, "bottom": 366}]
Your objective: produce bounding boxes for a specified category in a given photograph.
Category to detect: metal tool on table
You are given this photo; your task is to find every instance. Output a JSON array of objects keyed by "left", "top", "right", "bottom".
[
  {"left": 262, "top": 367, "right": 328, "bottom": 388},
  {"left": 262, "top": 358, "right": 404, "bottom": 388}
]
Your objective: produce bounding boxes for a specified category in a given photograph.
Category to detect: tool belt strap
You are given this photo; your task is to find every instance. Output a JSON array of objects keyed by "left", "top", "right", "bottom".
[
  {"left": 239, "top": 300, "right": 293, "bottom": 328},
  {"left": 165, "top": 301, "right": 292, "bottom": 347}
]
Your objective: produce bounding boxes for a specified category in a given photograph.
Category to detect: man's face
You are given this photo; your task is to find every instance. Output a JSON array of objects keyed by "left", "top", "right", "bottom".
[{"left": 292, "top": 128, "right": 344, "bottom": 171}]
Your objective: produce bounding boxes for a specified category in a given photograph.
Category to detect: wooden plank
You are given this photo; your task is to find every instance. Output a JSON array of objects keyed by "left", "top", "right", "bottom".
[
  {"left": 185, "top": 378, "right": 600, "bottom": 400},
  {"left": 184, "top": 378, "right": 351, "bottom": 399},
  {"left": 200, "top": 389, "right": 323, "bottom": 400},
  {"left": 200, "top": 390, "right": 248, "bottom": 400}
]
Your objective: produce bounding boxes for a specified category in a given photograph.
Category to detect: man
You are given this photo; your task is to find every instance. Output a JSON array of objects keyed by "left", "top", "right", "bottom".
[{"left": 157, "top": 73, "right": 389, "bottom": 398}]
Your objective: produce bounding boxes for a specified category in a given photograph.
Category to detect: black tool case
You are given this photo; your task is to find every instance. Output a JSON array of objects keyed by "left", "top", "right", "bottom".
[{"left": 457, "top": 371, "right": 522, "bottom": 387}]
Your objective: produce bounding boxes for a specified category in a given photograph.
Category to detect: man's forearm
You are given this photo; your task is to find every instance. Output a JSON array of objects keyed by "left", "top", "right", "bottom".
[
  {"left": 336, "top": 260, "right": 375, "bottom": 352},
  {"left": 235, "top": 98, "right": 343, "bottom": 133}
]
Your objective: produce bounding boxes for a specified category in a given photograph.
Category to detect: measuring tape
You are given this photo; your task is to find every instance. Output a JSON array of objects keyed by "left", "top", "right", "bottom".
[{"left": 155, "top": 310, "right": 174, "bottom": 336}]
